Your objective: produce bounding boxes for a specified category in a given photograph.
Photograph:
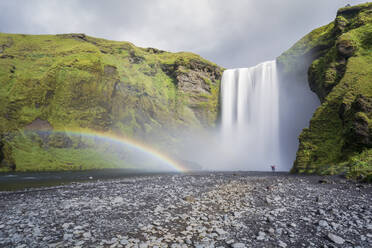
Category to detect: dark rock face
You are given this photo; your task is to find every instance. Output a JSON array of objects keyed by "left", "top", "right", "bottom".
[
  {"left": 352, "top": 94, "right": 372, "bottom": 113},
  {"left": 350, "top": 116, "right": 371, "bottom": 147},
  {"left": 57, "top": 33, "right": 92, "bottom": 43},
  {"left": 128, "top": 50, "right": 145, "bottom": 64},
  {"left": 176, "top": 60, "right": 222, "bottom": 126},
  {"left": 343, "top": 95, "right": 372, "bottom": 151},
  {"left": 175, "top": 60, "right": 221, "bottom": 94},
  {"left": 0, "top": 54, "right": 14, "bottom": 59},
  {"left": 335, "top": 16, "right": 349, "bottom": 33},
  {"left": 103, "top": 65, "right": 117, "bottom": 76},
  {"left": 24, "top": 119, "right": 53, "bottom": 131},
  {"left": 0, "top": 37, "right": 13, "bottom": 54},
  {"left": 145, "top": 47, "right": 165, "bottom": 54},
  {"left": 161, "top": 59, "right": 222, "bottom": 87},
  {"left": 337, "top": 4, "right": 371, "bottom": 16},
  {"left": 47, "top": 133, "right": 73, "bottom": 149},
  {"left": 177, "top": 70, "right": 211, "bottom": 93},
  {"left": 336, "top": 39, "right": 356, "bottom": 58},
  {"left": 159, "top": 58, "right": 222, "bottom": 126}
]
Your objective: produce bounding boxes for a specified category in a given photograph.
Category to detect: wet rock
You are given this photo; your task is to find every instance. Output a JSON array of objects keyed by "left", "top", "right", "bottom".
[
  {"left": 120, "top": 238, "right": 129, "bottom": 245},
  {"left": 33, "top": 227, "right": 41, "bottom": 236},
  {"left": 330, "top": 222, "right": 340, "bottom": 230},
  {"left": 112, "top": 196, "right": 124, "bottom": 204},
  {"left": 82, "top": 232, "right": 91, "bottom": 239},
  {"left": 215, "top": 228, "right": 226, "bottom": 235},
  {"left": 278, "top": 240, "right": 287, "bottom": 248},
  {"left": 319, "top": 220, "right": 329, "bottom": 227},
  {"left": 274, "top": 196, "right": 282, "bottom": 201},
  {"left": 318, "top": 209, "right": 326, "bottom": 215},
  {"left": 327, "top": 233, "right": 345, "bottom": 244},
  {"left": 74, "top": 225, "right": 83, "bottom": 230},
  {"left": 63, "top": 233, "right": 73, "bottom": 241},
  {"left": 256, "top": 231, "right": 266, "bottom": 240},
  {"left": 318, "top": 179, "right": 329, "bottom": 184},
  {"left": 231, "top": 243, "right": 246, "bottom": 248},
  {"left": 75, "top": 240, "right": 85, "bottom": 246},
  {"left": 62, "top": 222, "right": 73, "bottom": 230},
  {"left": 289, "top": 223, "right": 297, "bottom": 228}
]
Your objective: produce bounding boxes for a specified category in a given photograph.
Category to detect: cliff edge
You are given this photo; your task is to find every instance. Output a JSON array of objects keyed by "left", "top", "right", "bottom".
[{"left": 278, "top": 3, "right": 372, "bottom": 181}]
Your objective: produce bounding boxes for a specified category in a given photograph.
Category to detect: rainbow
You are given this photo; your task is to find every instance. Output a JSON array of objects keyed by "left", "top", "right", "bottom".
[{"left": 37, "top": 128, "right": 188, "bottom": 172}]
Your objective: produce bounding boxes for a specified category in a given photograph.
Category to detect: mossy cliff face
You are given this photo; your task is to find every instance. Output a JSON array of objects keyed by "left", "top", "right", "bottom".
[
  {"left": 0, "top": 33, "right": 223, "bottom": 171},
  {"left": 277, "top": 3, "right": 372, "bottom": 181}
]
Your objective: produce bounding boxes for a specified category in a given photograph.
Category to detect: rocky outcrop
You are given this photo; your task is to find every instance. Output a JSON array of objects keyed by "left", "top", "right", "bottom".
[
  {"left": 0, "top": 33, "right": 223, "bottom": 171},
  {"left": 342, "top": 95, "right": 372, "bottom": 151},
  {"left": 169, "top": 59, "right": 222, "bottom": 125},
  {"left": 277, "top": 2, "right": 372, "bottom": 180}
]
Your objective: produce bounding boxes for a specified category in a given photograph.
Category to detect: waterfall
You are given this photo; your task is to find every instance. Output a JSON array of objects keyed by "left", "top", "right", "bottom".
[
  {"left": 221, "top": 60, "right": 280, "bottom": 169},
  {"left": 179, "top": 60, "right": 319, "bottom": 171}
]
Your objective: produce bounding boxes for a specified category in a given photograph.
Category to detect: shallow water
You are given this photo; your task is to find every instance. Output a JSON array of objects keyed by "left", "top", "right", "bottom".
[{"left": 0, "top": 169, "right": 182, "bottom": 191}]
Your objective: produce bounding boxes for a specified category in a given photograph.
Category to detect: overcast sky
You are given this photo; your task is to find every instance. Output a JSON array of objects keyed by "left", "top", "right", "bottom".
[{"left": 0, "top": 0, "right": 367, "bottom": 68}]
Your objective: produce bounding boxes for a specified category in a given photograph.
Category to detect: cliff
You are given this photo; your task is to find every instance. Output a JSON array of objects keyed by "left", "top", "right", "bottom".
[
  {"left": 0, "top": 33, "right": 223, "bottom": 171},
  {"left": 277, "top": 3, "right": 372, "bottom": 181}
]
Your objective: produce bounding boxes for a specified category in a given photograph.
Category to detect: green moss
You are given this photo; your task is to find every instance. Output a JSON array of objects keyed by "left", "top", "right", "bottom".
[
  {"left": 344, "top": 149, "right": 372, "bottom": 182},
  {"left": 0, "top": 32, "right": 223, "bottom": 171},
  {"left": 277, "top": 22, "right": 335, "bottom": 77},
  {"left": 283, "top": 3, "right": 372, "bottom": 177},
  {"left": 1, "top": 131, "right": 133, "bottom": 172}
]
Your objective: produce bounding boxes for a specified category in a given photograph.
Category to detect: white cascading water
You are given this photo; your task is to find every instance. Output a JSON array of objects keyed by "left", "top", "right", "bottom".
[
  {"left": 178, "top": 59, "right": 319, "bottom": 171},
  {"left": 221, "top": 60, "right": 280, "bottom": 169}
]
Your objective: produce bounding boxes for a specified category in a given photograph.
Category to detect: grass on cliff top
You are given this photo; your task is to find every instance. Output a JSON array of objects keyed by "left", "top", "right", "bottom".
[
  {"left": 0, "top": 32, "right": 223, "bottom": 172},
  {"left": 337, "top": 2, "right": 372, "bottom": 15},
  {"left": 277, "top": 2, "right": 372, "bottom": 76},
  {"left": 0, "top": 32, "right": 221, "bottom": 135},
  {"left": 276, "top": 22, "right": 335, "bottom": 75}
]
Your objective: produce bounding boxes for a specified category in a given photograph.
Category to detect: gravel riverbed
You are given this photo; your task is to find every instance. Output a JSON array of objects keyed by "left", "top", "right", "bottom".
[{"left": 0, "top": 172, "right": 371, "bottom": 248}]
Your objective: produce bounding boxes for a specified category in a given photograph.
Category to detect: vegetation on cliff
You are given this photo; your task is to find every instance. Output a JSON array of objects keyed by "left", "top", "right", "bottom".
[
  {"left": 0, "top": 33, "right": 223, "bottom": 171},
  {"left": 278, "top": 3, "right": 372, "bottom": 181}
]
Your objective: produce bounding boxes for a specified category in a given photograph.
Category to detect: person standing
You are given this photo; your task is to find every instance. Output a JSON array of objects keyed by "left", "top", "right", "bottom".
[{"left": 271, "top": 165, "right": 276, "bottom": 172}]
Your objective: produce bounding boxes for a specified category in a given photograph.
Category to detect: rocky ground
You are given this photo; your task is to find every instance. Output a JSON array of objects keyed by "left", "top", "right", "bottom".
[{"left": 0, "top": 172, "right": 371, "bottom": 248}]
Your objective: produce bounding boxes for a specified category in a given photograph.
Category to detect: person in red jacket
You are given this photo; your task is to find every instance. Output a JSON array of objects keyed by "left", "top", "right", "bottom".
[{"left": 271, "top": 165, "right": 276, "bottom": 172}]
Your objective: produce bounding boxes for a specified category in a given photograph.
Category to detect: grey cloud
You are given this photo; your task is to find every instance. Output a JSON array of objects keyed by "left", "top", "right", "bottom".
[{"left": 0, "top": 0, "right": 366, "bottom": 68}]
